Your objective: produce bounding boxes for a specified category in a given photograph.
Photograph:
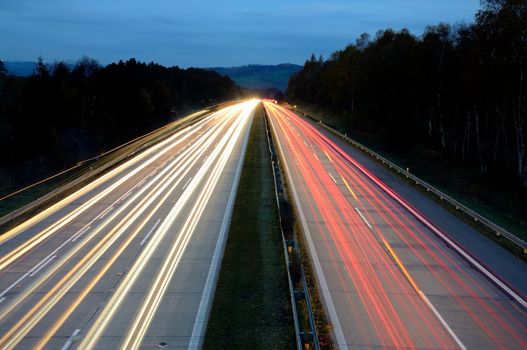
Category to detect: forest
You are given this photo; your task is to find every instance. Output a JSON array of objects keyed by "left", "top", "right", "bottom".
[
  {"left": 0, "top": 57, "right": 238, "bottom": 190},
  {"left": 287, "top": 0, "right": 527, "bottom": 188}
]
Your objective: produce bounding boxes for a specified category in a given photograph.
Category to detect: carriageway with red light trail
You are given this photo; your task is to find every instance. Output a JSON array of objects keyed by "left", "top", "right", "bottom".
[{"left": 264, "top": 101, "right": 527, "bottom": 349}]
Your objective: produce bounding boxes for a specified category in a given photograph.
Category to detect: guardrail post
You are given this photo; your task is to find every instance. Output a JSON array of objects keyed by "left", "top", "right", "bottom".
[
  {"left": 286, "top": 240, "right": 295, "bottom": 253},
  {"left": 294, "top": 290, "right": 305, "bottom": 300}
]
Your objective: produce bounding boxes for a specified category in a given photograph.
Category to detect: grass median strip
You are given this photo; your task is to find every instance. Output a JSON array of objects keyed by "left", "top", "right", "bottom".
[{"left": 203, "top": 105, "right": 294, "bottom": 349}]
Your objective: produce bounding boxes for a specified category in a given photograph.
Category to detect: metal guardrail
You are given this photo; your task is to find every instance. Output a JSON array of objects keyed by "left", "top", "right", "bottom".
[
  {"left": 264, "top": 108, "right": 320, "bottom": 350},
  {"left": 291, "top": 107, "right": 527, "bottom": 255},
  {"left": 0, "top": 108, "right": 213, "bottom": 230}
]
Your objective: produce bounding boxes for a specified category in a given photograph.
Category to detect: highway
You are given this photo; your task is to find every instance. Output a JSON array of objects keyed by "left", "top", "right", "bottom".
[
  {"left": 264, "top": 101, "right": 527, "bottom": 349},
  {"left": 0, "top": 99, "right": 259, "bottom": 349}
]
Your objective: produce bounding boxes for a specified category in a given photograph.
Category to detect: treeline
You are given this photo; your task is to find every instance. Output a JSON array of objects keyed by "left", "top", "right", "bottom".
[
  {"left": 287, "top": 0, "right": 527, "bottom": 186},
  {"left": 0, "top": 57, "right": 237, "bottom": 173}
]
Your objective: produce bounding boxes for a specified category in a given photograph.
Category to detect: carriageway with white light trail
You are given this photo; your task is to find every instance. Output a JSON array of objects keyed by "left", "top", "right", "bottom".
[{"left": 0, "top": 99, "right": 259, "bottom": 350}]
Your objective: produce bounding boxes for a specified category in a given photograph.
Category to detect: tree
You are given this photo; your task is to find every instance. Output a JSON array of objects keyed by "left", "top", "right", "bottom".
[
  {"left": 35, "top": 56, "right": 50, "bottom": 77},
  {"left": 0, "top": 60, "right": 7, "bottom": 77},
  {"left": 74, "top": 56, "right": 100, "bottom": 78},
  {"left": 0, "top": 56, "right": 238, "bottom": 191},
  {"left": 286, "top": 0, "right": 527, "bottom": 187}
]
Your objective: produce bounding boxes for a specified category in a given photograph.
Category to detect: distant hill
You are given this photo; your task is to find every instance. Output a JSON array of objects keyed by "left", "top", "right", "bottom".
[
  {"left": 4, "top": 61, "right": 36, "bottom": 76},
  {"left": 208, "top": 64, "right": 302, "bottom": 91},
  {"left": 5, "top": 62, "right": 303, "bottom": 91}
]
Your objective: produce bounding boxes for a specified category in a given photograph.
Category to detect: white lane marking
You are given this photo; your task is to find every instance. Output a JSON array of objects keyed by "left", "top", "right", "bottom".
[
  {"left": 0, "top": 251, "right": 60, "bottom": 300},
  {"left": 267, "top": 115, "right": 348, "bottom": 350},
  {"left": 71, "top": 225, "right": 91, "bottom": 242},
  {"left": 1, "top": 251, "right": 62, "bottom": 300},
  {"left": 140, "top": 219, "right": 161, "bottom": 246},
  {"left": 97, "top": 206, "right": 114, "bottom": 220},
  {"left": 29, "top": 255, "right": 56, "bottom": 277},
  {"left": 328, "top": 173, "right": 338, "bottom": 184},
  {"left": 120, "top": 191, "right": 131, "bottom": 202},
  {"left": 419, "top": 291, "right": 467, "bottom": 350},
  {"left": 188, "top": 105, "right": 254, "bottom": 350},
  {"left": 27, "top": 255, "right": 56, "bottom": 275},
  {"left": 313, "top": 152, "right": 319, "bottom": 160},
  {"left": 60, "top": 328, "right": 80, "bottom": 350},
  {"left": 354, "top": 207, "right": 372, "bottom": 229},
  {"left": 304, "top": 141, "right": 308, "bottom": 146},
  {"left": 182, "top": 177, "right": 193, "bottom": 190},
  {"left": 136, "top": 179, "right": 146, "bottom": 187}
]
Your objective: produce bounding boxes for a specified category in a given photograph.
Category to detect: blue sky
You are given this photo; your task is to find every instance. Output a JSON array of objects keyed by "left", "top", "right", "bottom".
[{"left": 1, "top": 0, "right": 480, "bottom": 67}]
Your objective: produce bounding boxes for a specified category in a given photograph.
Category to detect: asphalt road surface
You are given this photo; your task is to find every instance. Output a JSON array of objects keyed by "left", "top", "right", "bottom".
[
  {"left": 264, "top": 101, "right": 527, "bottom": 350},
  {"left": 0, "top": 99, "right": 259, "bottom": 350}
]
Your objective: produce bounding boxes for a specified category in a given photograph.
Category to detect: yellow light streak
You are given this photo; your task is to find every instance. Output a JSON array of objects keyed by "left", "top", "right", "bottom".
[
  {"left": 340, "top": 176, "right": 359, "bottom": 201},
  {"left": 381, "top": 235, "right": 420, "bottom": 293},
  {"left": 324, "top": 150, "right": 333, "bottom": 163}
]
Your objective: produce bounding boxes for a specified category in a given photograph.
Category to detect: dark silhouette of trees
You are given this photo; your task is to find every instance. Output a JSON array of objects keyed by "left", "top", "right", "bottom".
[
  {"left": 287, "top": 0, "right": 527, "bottom": 187},
  {"left": 0, "top": 60, "right": 6, "bottom": 78},
  {"left": 0, "top": 57, "right": 238, "bottom": 189}
]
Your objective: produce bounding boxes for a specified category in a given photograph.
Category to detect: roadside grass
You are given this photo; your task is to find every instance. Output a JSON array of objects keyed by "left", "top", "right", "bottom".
[
  {"left": 292, "top": 104, "right": 527, "bottom": 244},
  {"left": 203, "top": 106, "right": 294, "bottom": 349}
]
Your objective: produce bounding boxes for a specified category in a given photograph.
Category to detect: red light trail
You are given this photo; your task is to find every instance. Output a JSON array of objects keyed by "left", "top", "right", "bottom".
[{"left": 264, "top": 101, "right": 527, "bottom": 349}]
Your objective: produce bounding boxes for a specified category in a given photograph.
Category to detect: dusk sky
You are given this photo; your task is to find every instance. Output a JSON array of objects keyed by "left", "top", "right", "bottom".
[{"left": 1, "top": 0, "right": 480, "bottom": 67}]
